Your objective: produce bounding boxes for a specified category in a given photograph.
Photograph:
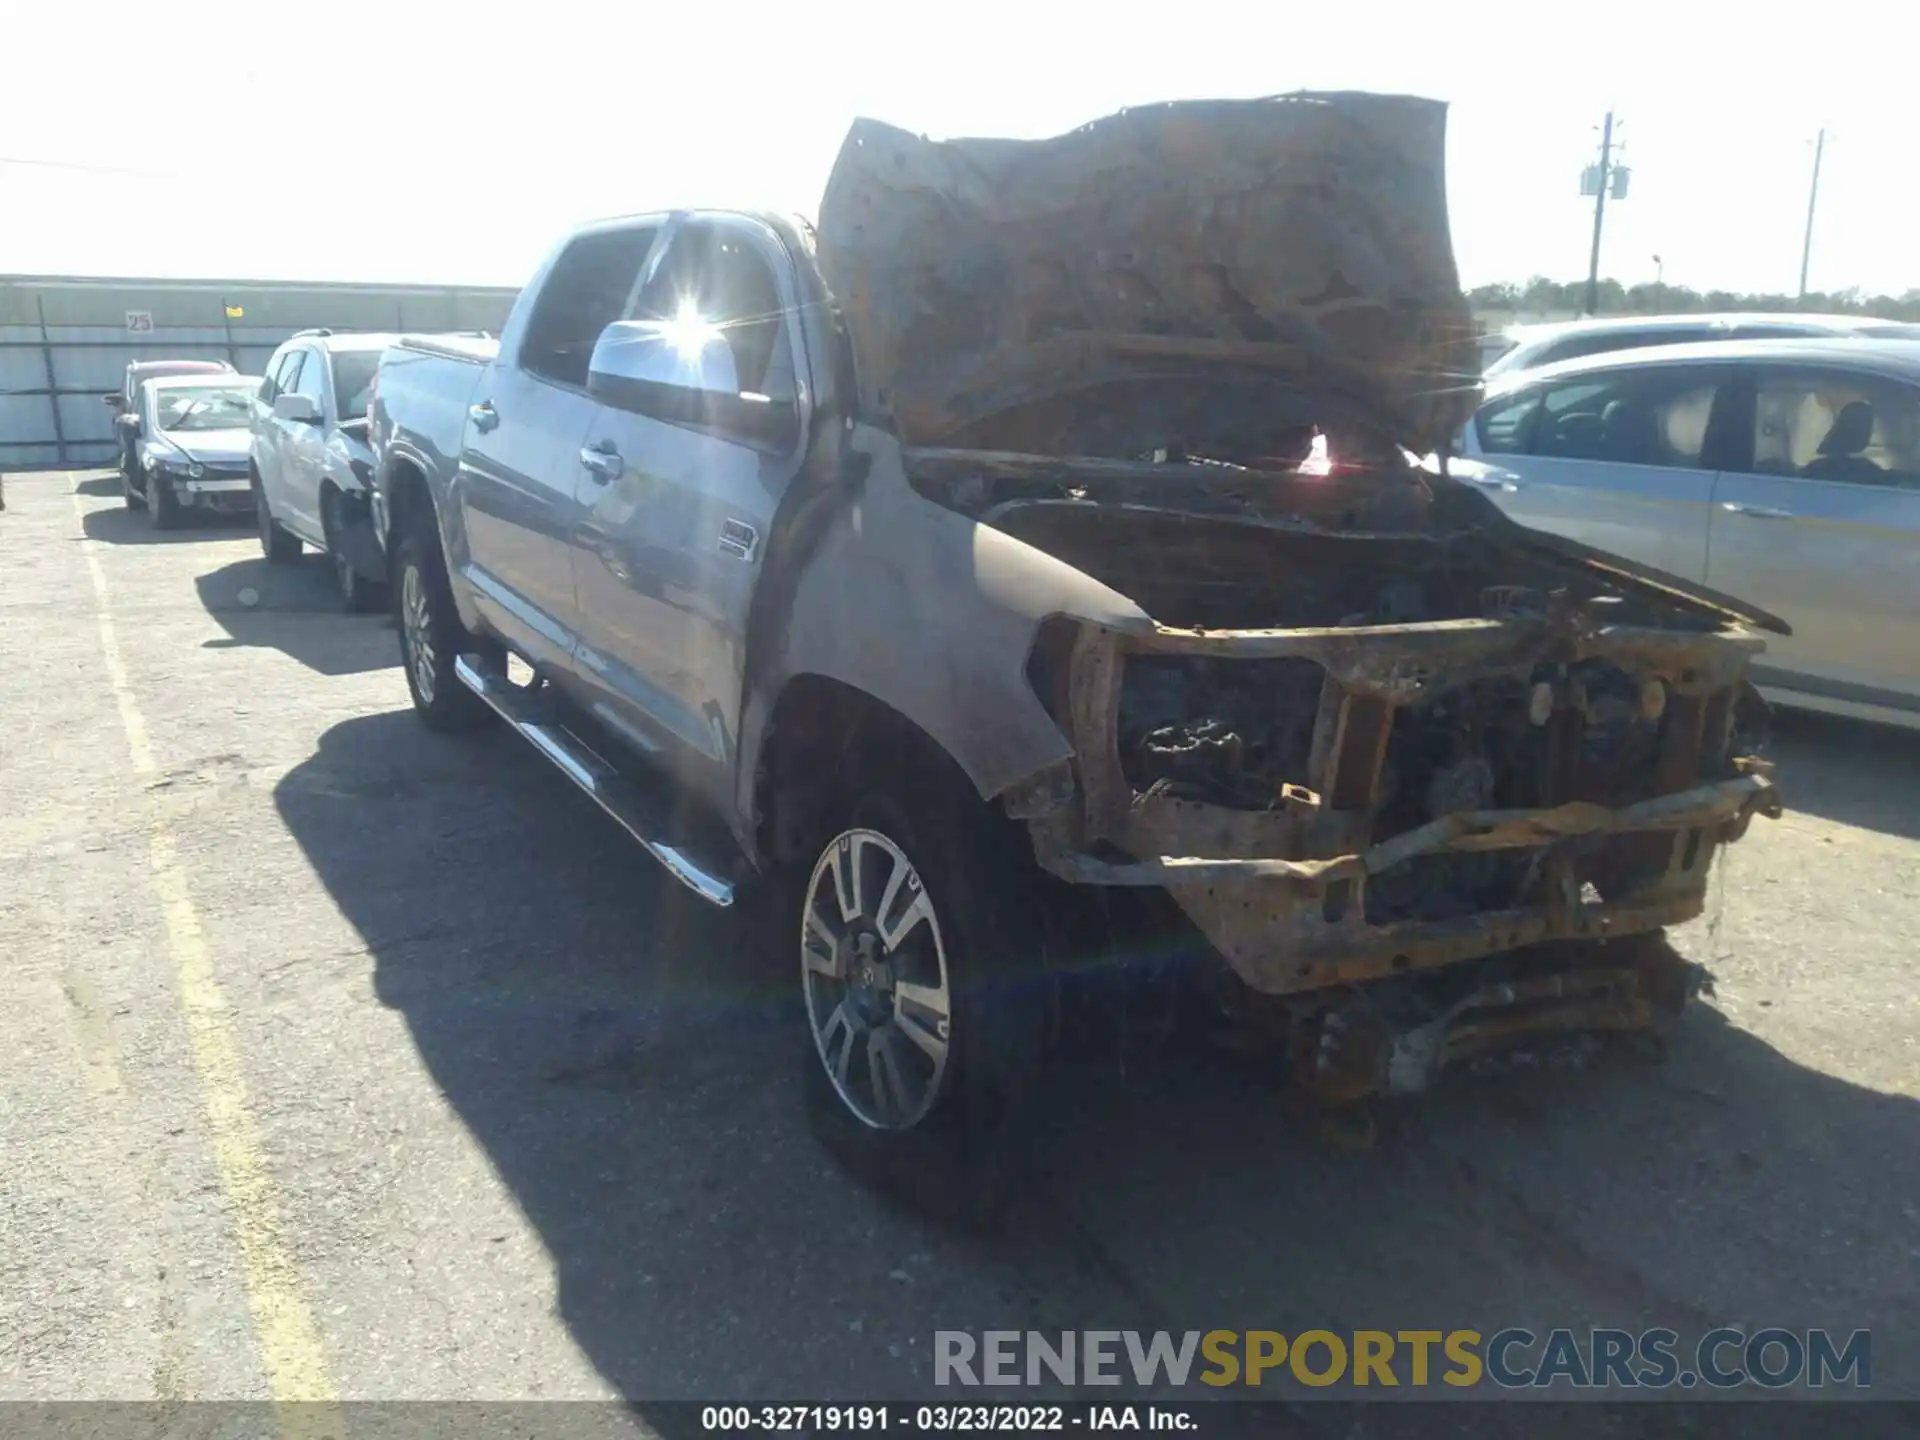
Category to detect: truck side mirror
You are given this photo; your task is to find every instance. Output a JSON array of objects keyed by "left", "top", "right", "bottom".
[
  {"left": 103, "top": 393, "right": 122, "bottom": 408},
  {"left": 585, "top": 319, "right": 799, "bottom": 453}
]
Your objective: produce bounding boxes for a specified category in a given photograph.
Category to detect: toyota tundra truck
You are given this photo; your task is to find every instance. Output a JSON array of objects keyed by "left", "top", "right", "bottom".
[{"left": 368, "top": 93, "right": 1784, "bottom": 1204}]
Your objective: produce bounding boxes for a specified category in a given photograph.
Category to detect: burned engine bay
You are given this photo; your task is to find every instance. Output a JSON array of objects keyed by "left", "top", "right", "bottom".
[{"left": 911, "top": 445, "right": 1786, "bottom": 1099}]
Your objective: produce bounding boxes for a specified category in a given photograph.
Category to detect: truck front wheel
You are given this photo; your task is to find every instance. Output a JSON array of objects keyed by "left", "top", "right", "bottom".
[
  {"left": 795, "top": 772, "right": 1047, "bottom": 1228},
  {"left": 392, "top": 522, "right": 491, "bottom": 733}
]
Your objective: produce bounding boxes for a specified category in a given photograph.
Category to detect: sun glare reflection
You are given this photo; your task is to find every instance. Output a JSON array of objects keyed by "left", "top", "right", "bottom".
[{"left": 661, "top": 297, "right": 723, "bottom": 360}]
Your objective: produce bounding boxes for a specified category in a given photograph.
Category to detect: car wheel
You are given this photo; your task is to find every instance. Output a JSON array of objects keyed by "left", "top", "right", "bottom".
[
  {"left": 122, "top": 463, "right": 147, "bottom": 511},
  {"left": 254, "top": 472, "right": 302, "bottom": 563},
  {"left": 795, "top": 768, "right": 1048, "bottom": 1229},
  {"left": 393, "top": 520, "right": 491, "bottom": 732},
  {"left": 147, "top": 469, "right": 181, "bottom": 530}
]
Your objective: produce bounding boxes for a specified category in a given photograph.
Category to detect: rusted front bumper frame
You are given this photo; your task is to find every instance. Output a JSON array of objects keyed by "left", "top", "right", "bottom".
[{"left": 1020, "top": 612, "right": 1782, "bottom": 998}]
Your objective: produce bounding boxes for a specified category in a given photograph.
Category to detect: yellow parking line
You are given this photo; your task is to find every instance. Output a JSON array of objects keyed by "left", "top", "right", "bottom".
[{"left": 70, "top": 488, "right": 343, "bottom": 1419}]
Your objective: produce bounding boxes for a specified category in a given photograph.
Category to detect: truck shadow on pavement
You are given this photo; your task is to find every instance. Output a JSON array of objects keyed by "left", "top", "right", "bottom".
[
  {"left": 192, "top": 556, "right": 396, "bottom": 677},
  {"left": 275, "top": 710, "right": 1920, "bottom": 1420}
]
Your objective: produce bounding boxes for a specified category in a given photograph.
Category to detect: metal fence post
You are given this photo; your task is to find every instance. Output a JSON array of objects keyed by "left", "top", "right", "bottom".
[{"left": 35, "top": 296, "right": 67, "bottom": 467}]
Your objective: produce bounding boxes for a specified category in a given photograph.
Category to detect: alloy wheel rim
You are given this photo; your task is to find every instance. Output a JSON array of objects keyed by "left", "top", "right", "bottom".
[
  {"left": 401, "top": 563, "right": 436, "bottom": 704},
  {"left": 802, "top": 828, "right": 953, "bottom": 1130}
]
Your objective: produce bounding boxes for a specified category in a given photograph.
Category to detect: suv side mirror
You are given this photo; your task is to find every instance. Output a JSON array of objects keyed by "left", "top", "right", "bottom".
[
  {"left": 103, "top": 393, "right": 122, "bottom": 409},
  {"left": 273, "top": 393, "right": 322, "bottom": 425},
  {"left": 585, "top": 319, "right": 799, "bottom": 453}
]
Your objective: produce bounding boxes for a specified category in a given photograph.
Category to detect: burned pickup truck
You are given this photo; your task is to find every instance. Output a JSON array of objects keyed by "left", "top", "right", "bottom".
[{"left": 369, "top": 91, "right": 1782, "bottom": 1197}]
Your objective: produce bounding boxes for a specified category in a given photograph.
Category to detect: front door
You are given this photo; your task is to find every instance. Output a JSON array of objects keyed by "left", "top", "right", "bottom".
[
  {"left": 1465, "top": 361, "right": 1734, "bottom": 583},
  {"left": 571, "top": 217, "right": 811, "bottom": 808},
  {"left": 1706, "top": 364, "right": 1920, "bottom": 712},
  {"left": 454, "top": 222, "right": 661, "bottom": 674}
]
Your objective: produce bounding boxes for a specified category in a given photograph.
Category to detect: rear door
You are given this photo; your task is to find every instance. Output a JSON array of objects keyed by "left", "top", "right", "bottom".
[
  {"left": 1706, "top": 364, "right": 1920, "bottom": 712},
  {"left": 571, "top": 216, "right": 811, "bottom": 807},
  {"left": 454, "top": 221, "right": 661, "bottom": 674},
  {"left": 1463, "top": 360, "right": 1733, "bottom": 582}
]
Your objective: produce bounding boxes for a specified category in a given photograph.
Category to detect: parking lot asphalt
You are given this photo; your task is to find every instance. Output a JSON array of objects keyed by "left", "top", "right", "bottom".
[{"left": 3, "top": 471, "right": 1917, "bottom": 1428}]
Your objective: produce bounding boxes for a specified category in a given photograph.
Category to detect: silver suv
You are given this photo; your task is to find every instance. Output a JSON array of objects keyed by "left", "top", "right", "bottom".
[{"left": 249, "top": 331, "right": 394, "bottom": 610}]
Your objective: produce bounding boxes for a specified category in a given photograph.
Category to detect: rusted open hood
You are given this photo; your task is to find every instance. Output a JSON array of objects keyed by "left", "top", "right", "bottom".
[{"left": 816, "top": 92, "right": 1483, "bottom": 457}]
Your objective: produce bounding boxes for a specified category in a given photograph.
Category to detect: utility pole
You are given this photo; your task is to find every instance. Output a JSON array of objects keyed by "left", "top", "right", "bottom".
[
  {"left": 1798, "top": 128, "right": 1826, "bottom": 303},
  {"left": 1583, "top": 111, "right": 1617, "bottom": 316}
]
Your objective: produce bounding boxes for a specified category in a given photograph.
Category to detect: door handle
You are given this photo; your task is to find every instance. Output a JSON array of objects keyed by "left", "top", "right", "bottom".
[
  {"left": 1721, "top": 502, "right": 1793, "bottom": 520},
  {"left": 1466, "top": 473, "right": 1521, "bottom": 493},
  {"left": 468, "top": 401, "right": 499, "bottom": 434},
  {"left": 579, "top": 444, "right": 624, "bottom": 482}
]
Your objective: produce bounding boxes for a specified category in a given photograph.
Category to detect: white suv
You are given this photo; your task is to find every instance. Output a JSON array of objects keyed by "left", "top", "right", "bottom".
[{"left": 250, "top": 331, "right": 394, "bottom": 610}]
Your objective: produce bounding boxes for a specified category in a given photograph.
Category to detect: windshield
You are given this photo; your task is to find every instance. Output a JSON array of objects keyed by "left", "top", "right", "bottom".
[
  {"left": 329, "top": 350, "right": 382, "bottom": 420},
  {"left": 155, "top": 384, "right": 254, "bottom": 431}
]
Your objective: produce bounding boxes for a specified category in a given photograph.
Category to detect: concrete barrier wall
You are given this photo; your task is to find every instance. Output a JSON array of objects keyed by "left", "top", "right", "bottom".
[{"left": 0, "top": 274, "right": 518, "bottom": 468}]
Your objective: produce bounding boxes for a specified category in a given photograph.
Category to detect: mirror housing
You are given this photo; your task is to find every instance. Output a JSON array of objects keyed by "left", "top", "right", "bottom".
[
  {"left": 585, "top": 320, "right": 799, "bottom": 453},
  {"left": 273, "top": 393, "right": 322, "bottom": 425},
  {"left": 103, "top": 392, "right": 122, "bottom": 408}
]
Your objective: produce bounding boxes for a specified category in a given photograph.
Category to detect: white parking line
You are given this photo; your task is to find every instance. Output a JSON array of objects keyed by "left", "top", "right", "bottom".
[{"left": 69, "top": 486, "right": 343, "bottom": 1417}]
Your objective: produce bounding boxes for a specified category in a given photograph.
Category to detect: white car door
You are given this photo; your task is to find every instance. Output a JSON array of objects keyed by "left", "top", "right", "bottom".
[
  {"left": 1706, "top": 364, "right": 1920, "bottom": 712},
  {"left": 1460, "top": 361, "right": 1733, "bottom": 583}
]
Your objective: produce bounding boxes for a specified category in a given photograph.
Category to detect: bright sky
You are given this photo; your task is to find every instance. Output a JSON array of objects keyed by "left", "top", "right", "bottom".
[{"left": 6, "top": 1, "right": 1916, "bottom": 299}]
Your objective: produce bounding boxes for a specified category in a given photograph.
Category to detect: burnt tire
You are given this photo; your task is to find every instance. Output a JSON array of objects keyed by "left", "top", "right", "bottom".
[
  {"left": 794, "top": 763, "right": 1048, "bottom": 1231},
  {"left": 392, "top": 518, "right": 491, "bottom": 733},
  {"left": 253, "top": 472, "right": 302, "bottom": 564},
  {"left": 147, "top": 469, "right": 182, "bottom": 530}
]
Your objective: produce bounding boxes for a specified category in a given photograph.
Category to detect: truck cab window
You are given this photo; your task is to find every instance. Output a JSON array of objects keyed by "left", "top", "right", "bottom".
[
  {"left": 520, "top": 226, "right": 659, "bottom": 390},
  {"left": 631, "top": 228, "right": 794, "bottom": 401}
]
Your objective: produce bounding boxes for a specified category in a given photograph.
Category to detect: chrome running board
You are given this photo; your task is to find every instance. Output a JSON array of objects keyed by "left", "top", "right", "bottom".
[{"left": 453, "top": 653, "right": 740, "bottom": 907}]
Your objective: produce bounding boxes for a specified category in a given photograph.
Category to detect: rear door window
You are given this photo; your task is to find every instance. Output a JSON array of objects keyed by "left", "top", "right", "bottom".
[
  {"left": 518, "top": 225, "right": 661, "bottom": 390},
  {"left": 1745, "top": 368, "right": 1920, "bottom": 490}
]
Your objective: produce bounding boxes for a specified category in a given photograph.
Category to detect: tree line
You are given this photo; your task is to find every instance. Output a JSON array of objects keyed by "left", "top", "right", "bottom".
[{"left": 1467, "top": 278, "right": 1920, "bottom": 322}]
